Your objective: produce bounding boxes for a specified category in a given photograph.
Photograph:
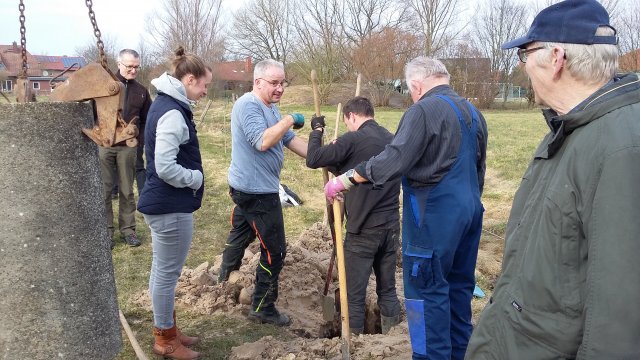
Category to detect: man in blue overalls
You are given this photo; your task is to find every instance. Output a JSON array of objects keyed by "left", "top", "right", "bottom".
[{"left": 325, "top": 56, "right": 487, "bottom": 360}]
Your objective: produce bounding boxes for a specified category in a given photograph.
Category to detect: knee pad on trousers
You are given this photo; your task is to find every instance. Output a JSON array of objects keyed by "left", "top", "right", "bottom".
[{"left": 406, "top": 298, "right": 427, "bottom": 356}]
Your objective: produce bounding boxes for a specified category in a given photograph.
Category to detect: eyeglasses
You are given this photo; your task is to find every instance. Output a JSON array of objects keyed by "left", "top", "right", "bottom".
[
  {"left": 517, "top": 47, "right": 545, "bottom": 63},
  {"left": 119, "top": 63, "right": 140, "bottom": 70},
  {"left": 258, "top": 78, "right": 289, "bottom": 88}
]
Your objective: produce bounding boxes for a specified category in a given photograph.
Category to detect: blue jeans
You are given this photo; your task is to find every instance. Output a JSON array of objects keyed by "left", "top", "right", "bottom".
[{"left": 144, "top": 213, "right": 194, "bottom": 329}]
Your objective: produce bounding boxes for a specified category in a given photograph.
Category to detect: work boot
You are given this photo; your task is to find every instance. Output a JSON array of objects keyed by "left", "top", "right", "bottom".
[
  {"left": 152, "top": 326, "right": 200, "bottom": 359},
  {"left": 247, "top": 307, "right": 291, "bottom": 326},
  {"left": 217, "top": 268, "right": 230, "bottom": 283},
  {"left": 173, "top": 311, "right": 199, "bottom": 347},
  {"left": 124, "top": 232, "right": 141, "bottom": 247},
  {"left": 381, "top": 314, "right": 401, "bottom": 334}
]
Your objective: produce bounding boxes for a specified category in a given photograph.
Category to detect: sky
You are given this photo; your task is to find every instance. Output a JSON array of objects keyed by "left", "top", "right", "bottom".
[{"left": 0, "top": 0, "right": 241, "bottom": 57}]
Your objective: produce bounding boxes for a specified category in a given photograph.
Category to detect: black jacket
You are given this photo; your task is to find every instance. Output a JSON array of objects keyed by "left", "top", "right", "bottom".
[
  {"left": 307, "top": 120, "right": 400, "bottom": 234},
  {"left": 115, "top": 71, "right": 152, "bottom": 145}
]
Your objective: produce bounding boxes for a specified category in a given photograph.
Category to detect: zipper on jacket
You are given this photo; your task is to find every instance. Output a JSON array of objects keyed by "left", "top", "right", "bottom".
[
  {"left": 123, "top": 81, "right": 130, "bottom": 121},
  {"left": 511, "top": 300, "right": 523, "bottom": 312}
]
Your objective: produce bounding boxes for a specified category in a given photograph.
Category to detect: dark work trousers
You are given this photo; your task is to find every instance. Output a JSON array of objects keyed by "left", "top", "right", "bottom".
[
  {"left": 220, "top": 188, "right": 286, "bottom": 313},
  {"left": 344, "top": 224, "right": 401, "bottom": 330},
  {"left": 135, "top": 144, "right": 146, "bottom": 193},
  {"left": 98, "top": 146, "right": 137, "bottom": 236}
]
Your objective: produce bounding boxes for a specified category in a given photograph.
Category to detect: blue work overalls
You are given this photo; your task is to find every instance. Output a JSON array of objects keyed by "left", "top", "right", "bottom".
[{"left": 402, "top": 95, "right": 483, "bottom": 360}]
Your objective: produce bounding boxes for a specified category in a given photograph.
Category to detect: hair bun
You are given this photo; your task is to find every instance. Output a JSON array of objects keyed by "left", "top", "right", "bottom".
[{"left": 174, "top": 46, "right": 186, "bottom": 57}]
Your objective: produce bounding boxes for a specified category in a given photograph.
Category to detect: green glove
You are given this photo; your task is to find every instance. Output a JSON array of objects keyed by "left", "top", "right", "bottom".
[{"left": 290, "top": 113, "right": 305, "bottom": 129}]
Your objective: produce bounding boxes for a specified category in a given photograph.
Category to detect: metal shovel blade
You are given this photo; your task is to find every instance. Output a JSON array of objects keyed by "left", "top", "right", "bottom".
[{"left": 322, "top": 293, "right": 336, "bottom": 321}]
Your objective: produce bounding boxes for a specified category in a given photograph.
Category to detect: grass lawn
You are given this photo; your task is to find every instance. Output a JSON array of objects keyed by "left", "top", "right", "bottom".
[{"left": 112, "top": 93, "right": 549, "bottom": 359}]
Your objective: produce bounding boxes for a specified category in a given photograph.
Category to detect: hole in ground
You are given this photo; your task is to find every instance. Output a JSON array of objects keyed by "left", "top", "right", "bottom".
[{"left": 315, "top": 301, "right": 383, "bottom": 339}]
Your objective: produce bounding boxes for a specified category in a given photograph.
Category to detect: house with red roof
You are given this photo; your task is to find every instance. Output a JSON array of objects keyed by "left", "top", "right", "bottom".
[
  {"left": 211, "top": 57, "right": 253, "bottom": 95},
  {"left": 0, "top": 42, "right": 87, "bottom": 95}
]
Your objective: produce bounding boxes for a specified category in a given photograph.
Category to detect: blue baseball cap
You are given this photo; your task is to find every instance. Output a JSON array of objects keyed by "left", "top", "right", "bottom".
[{"left": 501, "top": 0, "right": 618, "bottom": 49}]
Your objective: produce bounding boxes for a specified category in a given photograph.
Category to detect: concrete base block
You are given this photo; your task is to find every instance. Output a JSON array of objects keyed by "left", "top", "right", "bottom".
[{"left": 0, "top": 102, "right": 122, "bottom": 359}]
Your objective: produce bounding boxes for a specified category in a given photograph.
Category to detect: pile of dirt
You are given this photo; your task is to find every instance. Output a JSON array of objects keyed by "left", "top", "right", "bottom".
[
  {"left": 229, "top": 325, "right": 412, "bottom": 360},
  {"left": 133, "top": 220, "right": 497, "bottom": 359}
]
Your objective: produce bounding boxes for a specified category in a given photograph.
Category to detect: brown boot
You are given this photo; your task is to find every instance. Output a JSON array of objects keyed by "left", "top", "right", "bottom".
[
  {"left": 153, "top": 326, "right": 200, "bottom": 360},
  {"left": 173, "top": 311, "right": 200, "bottom": 346}
]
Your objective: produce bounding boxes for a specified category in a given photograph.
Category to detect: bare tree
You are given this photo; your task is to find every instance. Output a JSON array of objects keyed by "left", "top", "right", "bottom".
[
  {"left": 341, "top": 0, "right": 408, "bottom": 46},
  {"left": 74, "top": 35, "right": 119, "bottom": 71},
  {"left": 352, "top": 27, "right": 421, "bottom": 106},
  {"left": 135, "top": 39, "right": 157, "bottom": 88},
  {"left": 227, "top": 0, "right": 293, "bottom": 66},
  {"left": 291, "top": 0, "right": 348, "bottom": 103},
  {"left": 474, "top": 0, "right": 528, "bottom": 106},
  {"left": 402, "top": 0, "right": 466, "bottom": 57},
  {"left": 618, "top": 0, "right": 640, "bottom": 72},
  {"left": 144, "top": 0, "right": 225, "bottom": 62},
  {"left": 439, "top": 37, "right": 497, "bottom": 108}
]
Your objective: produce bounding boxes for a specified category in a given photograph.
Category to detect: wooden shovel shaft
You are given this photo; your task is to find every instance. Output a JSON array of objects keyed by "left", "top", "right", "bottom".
[
  {"left": 119, "top": 309, "right": 150, "bottom": 360},
  {"left": 312, "top": 69, "right": 337, "bottom": 297},
  {"left": 333, "top": 199, "right": 351, "bottom": 351}
]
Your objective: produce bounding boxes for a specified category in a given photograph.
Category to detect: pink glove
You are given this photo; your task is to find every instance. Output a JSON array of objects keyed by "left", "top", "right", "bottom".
[{"left": 324, "top": 174, "right": 354, "bottom": 202}]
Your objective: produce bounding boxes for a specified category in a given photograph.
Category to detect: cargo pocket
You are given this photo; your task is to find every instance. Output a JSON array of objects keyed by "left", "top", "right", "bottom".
[{"left": 404, "top": 244, "right": 434, "bottom": 287}]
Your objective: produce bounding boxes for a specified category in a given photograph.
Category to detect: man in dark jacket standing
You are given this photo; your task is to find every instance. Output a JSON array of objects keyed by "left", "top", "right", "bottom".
[
  {"left": 465, "top": 1, "right": 640, "bottom": 359},
  {"left": 325, "top": 57, "right": 487, "bottom": 360},
  {"left": 100, "top": 48, "right": 151, "bottom": 247},
  {"left": 307, "top": 97, "right": 402, "bottom": 335}
]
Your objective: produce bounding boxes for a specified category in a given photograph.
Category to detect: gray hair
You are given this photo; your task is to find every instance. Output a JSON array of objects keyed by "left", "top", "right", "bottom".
[
  {"left": 253, "top": 59, "right": 284, "bottom": 81},
  {"left": 405, "top": 56, "right": 450, "bottom": 93},
  {"left": 535, "top": 26, "right": 618, "bottom": 85},
  {"left": 117, "top": 49, "right": 140, "bottom": 62}
]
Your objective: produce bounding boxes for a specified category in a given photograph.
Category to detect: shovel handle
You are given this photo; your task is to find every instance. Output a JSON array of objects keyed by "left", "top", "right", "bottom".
[
  {"left": 333, "top": 199, "right": 351, "bottom": 349},
  {"left": 311, "top": 69, "right": 321, "bottom": 117}
]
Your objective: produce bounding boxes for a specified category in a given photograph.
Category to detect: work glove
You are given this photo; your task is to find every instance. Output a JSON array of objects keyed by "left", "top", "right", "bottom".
[
  {"left": 290, "top": 113, "right": 305, "bottom": 129},
  {"left": 324, "top": 173, "right": 354, "bottom": 202},
  {"left": 311, "top": 115, "right": 326, "bottom": 131}
]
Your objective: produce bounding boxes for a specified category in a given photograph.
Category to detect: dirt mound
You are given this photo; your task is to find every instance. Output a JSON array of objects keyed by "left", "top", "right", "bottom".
[
  {"left": 131, "top": 218, "right": 498, "bottom": 358},
  {"left": 229, "top": 325, "right": 412, "bottom": 360},
  {"left": 131, "top": 221, "right": 412, "bottom": 359}
]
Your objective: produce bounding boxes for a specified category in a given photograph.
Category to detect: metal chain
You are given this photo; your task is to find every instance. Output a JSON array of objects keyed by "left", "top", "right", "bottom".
[
  {"left": 85, "top": 0, "right": 108, "bottom": 69},
  {"left": 18, "top": 0, "right": 27, "bottom": 78}
]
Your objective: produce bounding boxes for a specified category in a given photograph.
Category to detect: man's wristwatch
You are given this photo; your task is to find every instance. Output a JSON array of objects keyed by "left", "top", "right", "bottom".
[{"left": 344, "top": 169, "right": 358, "bottom": 185}]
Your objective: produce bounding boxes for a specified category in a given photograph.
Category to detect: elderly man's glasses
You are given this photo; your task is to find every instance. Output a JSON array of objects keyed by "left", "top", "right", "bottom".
[
  {"left": 120, "top": 63, "right": 140, "bottom": 70},
  {"left": 517, "top": 47, "right": 545, "bottom": 63},
  {"left": 258, "top": 78, "right": 289, "bottom": 88}
]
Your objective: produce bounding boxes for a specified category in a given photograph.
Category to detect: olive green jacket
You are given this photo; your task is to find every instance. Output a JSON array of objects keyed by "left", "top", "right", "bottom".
[{"left": 466, "top": 73, "right": 640, "bottom": 360}]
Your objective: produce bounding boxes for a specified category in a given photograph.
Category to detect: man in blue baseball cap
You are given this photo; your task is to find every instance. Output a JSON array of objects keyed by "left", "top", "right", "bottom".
[{"left": 465, "top": 1, "right": 640, "bottom": 359}]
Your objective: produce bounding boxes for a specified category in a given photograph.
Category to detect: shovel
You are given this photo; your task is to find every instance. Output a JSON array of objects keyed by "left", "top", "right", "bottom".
[
  {"left": 333, "top": 185, "right": 351, "bottom": 358},
  {"left": 322, "top": 234, "right": 337, "bottom": 321},
  {"left": 311, "top": 69, "right": 339, "bottom": 322},
  {"left": 321, "top": 103, "right": 346, "bottom": 322}
]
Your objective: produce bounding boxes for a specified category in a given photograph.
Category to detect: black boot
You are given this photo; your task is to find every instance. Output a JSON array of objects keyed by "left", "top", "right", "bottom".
[
  {"left": 247, "top": 307, "right": 291, "bottom": 326},
  {"left": 381, "top": 314, "right": 401, "bottom": 334}
]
